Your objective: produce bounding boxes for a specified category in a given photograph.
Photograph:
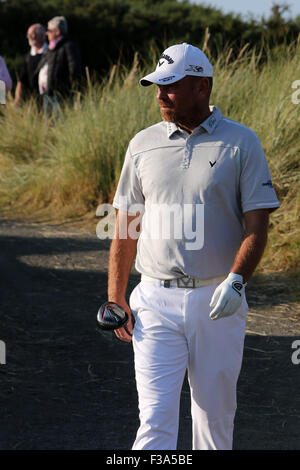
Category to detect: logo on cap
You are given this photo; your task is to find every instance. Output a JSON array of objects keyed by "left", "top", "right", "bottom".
[
  {"left": 158, "top": 53, "right": 174, "bottom": 67},
  {"left": 185, "top": 65, "right": 204, "bottom": 73},
  {"left": 159, "top": 75, "right": 176, "bottom": 82}
]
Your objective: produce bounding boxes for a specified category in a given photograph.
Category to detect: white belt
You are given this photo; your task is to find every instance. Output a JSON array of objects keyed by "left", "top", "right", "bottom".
[{"left": 141, "top": 274, "right": 227, "bottom": 288}]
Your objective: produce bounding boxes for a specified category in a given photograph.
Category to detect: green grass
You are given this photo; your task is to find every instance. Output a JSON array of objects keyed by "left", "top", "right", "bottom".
[{"left": 0, "top": 43, "right": 299, "bottom": 272}]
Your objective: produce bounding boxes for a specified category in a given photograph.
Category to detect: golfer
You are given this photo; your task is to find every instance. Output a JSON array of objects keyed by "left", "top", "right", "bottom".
[{"left": 108, "top": 43, "right": 280, "bottom": 450}]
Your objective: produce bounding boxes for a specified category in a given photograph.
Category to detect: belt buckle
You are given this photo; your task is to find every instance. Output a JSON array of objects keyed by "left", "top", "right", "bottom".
[
  {"left": 177, "top": 276, "right": 195, "bottom": 288},
  {"left": 162, "top": 280, "right": 171, "bottom": 288}
]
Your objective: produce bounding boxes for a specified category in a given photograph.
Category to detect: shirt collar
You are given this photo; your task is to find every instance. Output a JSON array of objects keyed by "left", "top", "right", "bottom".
[
  {"left": 30, "top": 43, "right": 47, "bottom": 56},
  {"left": 166, "top": 121, "right": 181, "bottom": 138},
  {"left": 166, "top": 105, "right": 223, "bottom": 139},
  {"left": 200, "top": 105, "right": 223, "bottom": 134}
]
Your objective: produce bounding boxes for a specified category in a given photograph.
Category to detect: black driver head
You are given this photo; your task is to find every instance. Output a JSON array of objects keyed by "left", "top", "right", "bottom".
[{"left": 97, "top": 301, "right": 129, "bottom": 331}]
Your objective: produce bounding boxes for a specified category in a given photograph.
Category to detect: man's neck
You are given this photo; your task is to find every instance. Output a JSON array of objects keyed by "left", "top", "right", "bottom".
[
  {"left": 177, "top": 107, "right": 212, "bottom": 134},
  {"left": 35, "top": 45, "right": 44, "bottom": 53},
  {"left": 49, "top": 36, "right": 63, "bottom": 50},
  {"left": 31, "top": 43, "right": 45, "bottom": 55}
]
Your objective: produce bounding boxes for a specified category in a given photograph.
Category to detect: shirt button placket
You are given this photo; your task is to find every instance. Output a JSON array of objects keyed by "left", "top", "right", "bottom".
[{"left": 182, "top": 137, "right": 192, "bottom": 169}]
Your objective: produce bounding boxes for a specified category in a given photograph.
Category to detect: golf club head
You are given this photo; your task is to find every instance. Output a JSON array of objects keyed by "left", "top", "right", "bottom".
[{"left": 97, "top": 301, "right": 129, "bottom": 331}]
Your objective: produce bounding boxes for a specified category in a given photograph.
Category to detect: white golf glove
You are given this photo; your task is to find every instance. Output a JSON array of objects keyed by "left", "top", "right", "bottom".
[{"left": 209, "top": 273, "right": 247, "bottom": 320}]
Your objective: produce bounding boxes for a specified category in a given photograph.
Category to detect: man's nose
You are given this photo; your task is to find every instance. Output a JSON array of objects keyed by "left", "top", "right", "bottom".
[{"left": 156, "top": 86, "right": 167, "bottom": 100}]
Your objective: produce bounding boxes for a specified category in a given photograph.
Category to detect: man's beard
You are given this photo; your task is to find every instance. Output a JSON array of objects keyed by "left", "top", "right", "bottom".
[
  {"left": 159, "top": 105, "right": 176, "bottom": 123},
  {"left": 158, "top": 99, "right": 175, "bottom": 122}
]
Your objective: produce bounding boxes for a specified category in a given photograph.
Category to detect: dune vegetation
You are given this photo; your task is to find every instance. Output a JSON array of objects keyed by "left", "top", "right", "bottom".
[{"left": 0, "top": 41, "right": 299, "bottom": 272}]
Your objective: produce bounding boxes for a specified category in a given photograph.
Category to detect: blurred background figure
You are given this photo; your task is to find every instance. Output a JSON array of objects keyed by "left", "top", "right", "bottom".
[
  {"left": 14, "top": 24, "right": 47, "bottom": 106},
  {"left": 0, "top": 55, "right": 12, "bottom": 104},
  {"left": 0, "top": 56, "right": 12, "bottom": 95},
  {"left": 37, "top": 16, "right": 82, "bottom": 116},
  {"left": 0, "top": 55, "right": 13, "bottom": 91}
]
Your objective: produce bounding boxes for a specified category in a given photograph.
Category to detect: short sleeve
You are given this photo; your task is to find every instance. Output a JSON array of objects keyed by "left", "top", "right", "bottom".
[
  {"left": 240, "top": 134, "right": 280, "bottom": 213},
  {"left": 113, "top": 144, "right": 145, "bottom": 215}
]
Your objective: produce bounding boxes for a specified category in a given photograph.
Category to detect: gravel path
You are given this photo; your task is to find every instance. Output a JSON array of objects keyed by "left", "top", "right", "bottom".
[{"left": 0, "top": 218, "right": 299, "bottom": 450}]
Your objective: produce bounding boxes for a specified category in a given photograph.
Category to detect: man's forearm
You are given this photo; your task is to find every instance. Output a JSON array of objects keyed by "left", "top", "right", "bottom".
[
  {"left": 108, "top": 237, "right": 137, "bottom": 300},
  {"left": 230, "top": 209, "right": 269, "bottom": 283},
  {"left": 231, "top": 232, "right": 268, "bottom": 283},
  {"left": 14, "top": 81, "right": 23, "bottom": 104},
  {"left": 108, "top": 211, "right": 139, "bottom": 300},
  {"left": 107, "top": 212, "right": 140, "bottom": 342}
]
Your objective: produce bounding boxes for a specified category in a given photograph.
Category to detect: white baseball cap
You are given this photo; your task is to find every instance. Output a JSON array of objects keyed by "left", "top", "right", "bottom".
[{"left": 140, "top": 42, "right": 213, "bottom": 87}]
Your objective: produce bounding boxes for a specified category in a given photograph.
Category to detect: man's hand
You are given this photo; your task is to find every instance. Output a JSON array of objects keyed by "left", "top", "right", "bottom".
[
  {"left": 111, "top": 298, "right": 134, "bottom": 343},
  {"left": 210, "top": 209, "right": 269, "bottom": 320},
  {"left": 209, "top": 273, "right": 246, "bottom": 320}
]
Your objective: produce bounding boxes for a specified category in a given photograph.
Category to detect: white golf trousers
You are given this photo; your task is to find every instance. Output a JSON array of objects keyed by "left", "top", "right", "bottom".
[{"left": 129, "top": 280, "right": 248, "bottom": 450}]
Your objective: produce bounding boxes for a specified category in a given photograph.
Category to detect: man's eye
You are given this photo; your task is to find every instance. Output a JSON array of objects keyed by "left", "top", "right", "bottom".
[{"left": 165, "top": 85, "right": 176, "bottom": 92}]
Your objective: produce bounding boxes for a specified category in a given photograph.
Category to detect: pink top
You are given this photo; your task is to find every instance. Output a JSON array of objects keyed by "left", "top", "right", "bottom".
[
  {"left": 0, "top": 56, "right": 12, "bottom": 91},
  {"left": 49, "top": 36, "right": 63, "bottom": 50}
]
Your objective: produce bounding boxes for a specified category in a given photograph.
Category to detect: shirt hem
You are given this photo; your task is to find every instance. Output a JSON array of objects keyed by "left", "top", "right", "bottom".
[{"left": 242, "top": 202, "right": 280, "bottom": 214}]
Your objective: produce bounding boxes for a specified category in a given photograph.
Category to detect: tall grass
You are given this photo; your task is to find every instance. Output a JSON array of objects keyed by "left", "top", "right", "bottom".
[
  {"left": 0, "top": 43, "right": 299, "bottom": 272},
  {"left": 0, "top": 54, "right": 159, "bottom": 217},
  {"left": 211, "top": 42, "right": 300, "bottom": 272}
]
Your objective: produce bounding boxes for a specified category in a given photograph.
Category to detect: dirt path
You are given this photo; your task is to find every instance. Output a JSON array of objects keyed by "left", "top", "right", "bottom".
[{"left": 0, "top": 218, "right": 299, "bottom": 450}]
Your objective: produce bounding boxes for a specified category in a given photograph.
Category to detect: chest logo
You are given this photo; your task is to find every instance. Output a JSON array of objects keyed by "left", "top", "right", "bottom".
[
  {"left": 262, "top": 179, "right": 273, "bottom": 188},
  {"left": 209, "top": 160, "right": 216, "bottom": 167}
]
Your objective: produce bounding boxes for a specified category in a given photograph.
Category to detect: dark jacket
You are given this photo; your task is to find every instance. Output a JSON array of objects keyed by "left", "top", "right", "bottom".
[
  {"left": 37, "top": 37, "right": 82, "bottom": 96},
  {"left": 19, "top": 52, "right": 44, "bottom": 95}
]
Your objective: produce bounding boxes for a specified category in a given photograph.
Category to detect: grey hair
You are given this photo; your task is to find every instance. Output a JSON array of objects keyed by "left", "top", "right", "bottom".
[
  {"left": 48, "top": 16, "right": 68, "bottom": 36},
  {"left": 30, "top": 23, "right": 46, "bottom": 37}
]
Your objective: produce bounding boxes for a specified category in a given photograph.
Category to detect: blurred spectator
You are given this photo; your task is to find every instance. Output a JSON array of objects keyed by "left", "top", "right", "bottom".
[
  {"left": 0, "top": 55, "right": 13, "bottom": 92},
  {"left": 0, "top": 56, "right": 12, "bottom": 105},
  {"left": 14, "top": 24, "right": 47, "bottom": 106},
  {"left": 37, "top": 16, "right": 82, "bottom": 115}
]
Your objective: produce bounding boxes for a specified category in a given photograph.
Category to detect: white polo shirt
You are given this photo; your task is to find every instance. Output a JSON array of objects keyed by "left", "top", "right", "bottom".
[{"left": 113, "top": 106, "right": 280, "bottom": 280}]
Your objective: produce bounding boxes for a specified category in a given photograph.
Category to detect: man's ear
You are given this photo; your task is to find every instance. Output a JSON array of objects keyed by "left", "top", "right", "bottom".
[{"left": 198, "top": 77, "right": 210, "bottom": 96}]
